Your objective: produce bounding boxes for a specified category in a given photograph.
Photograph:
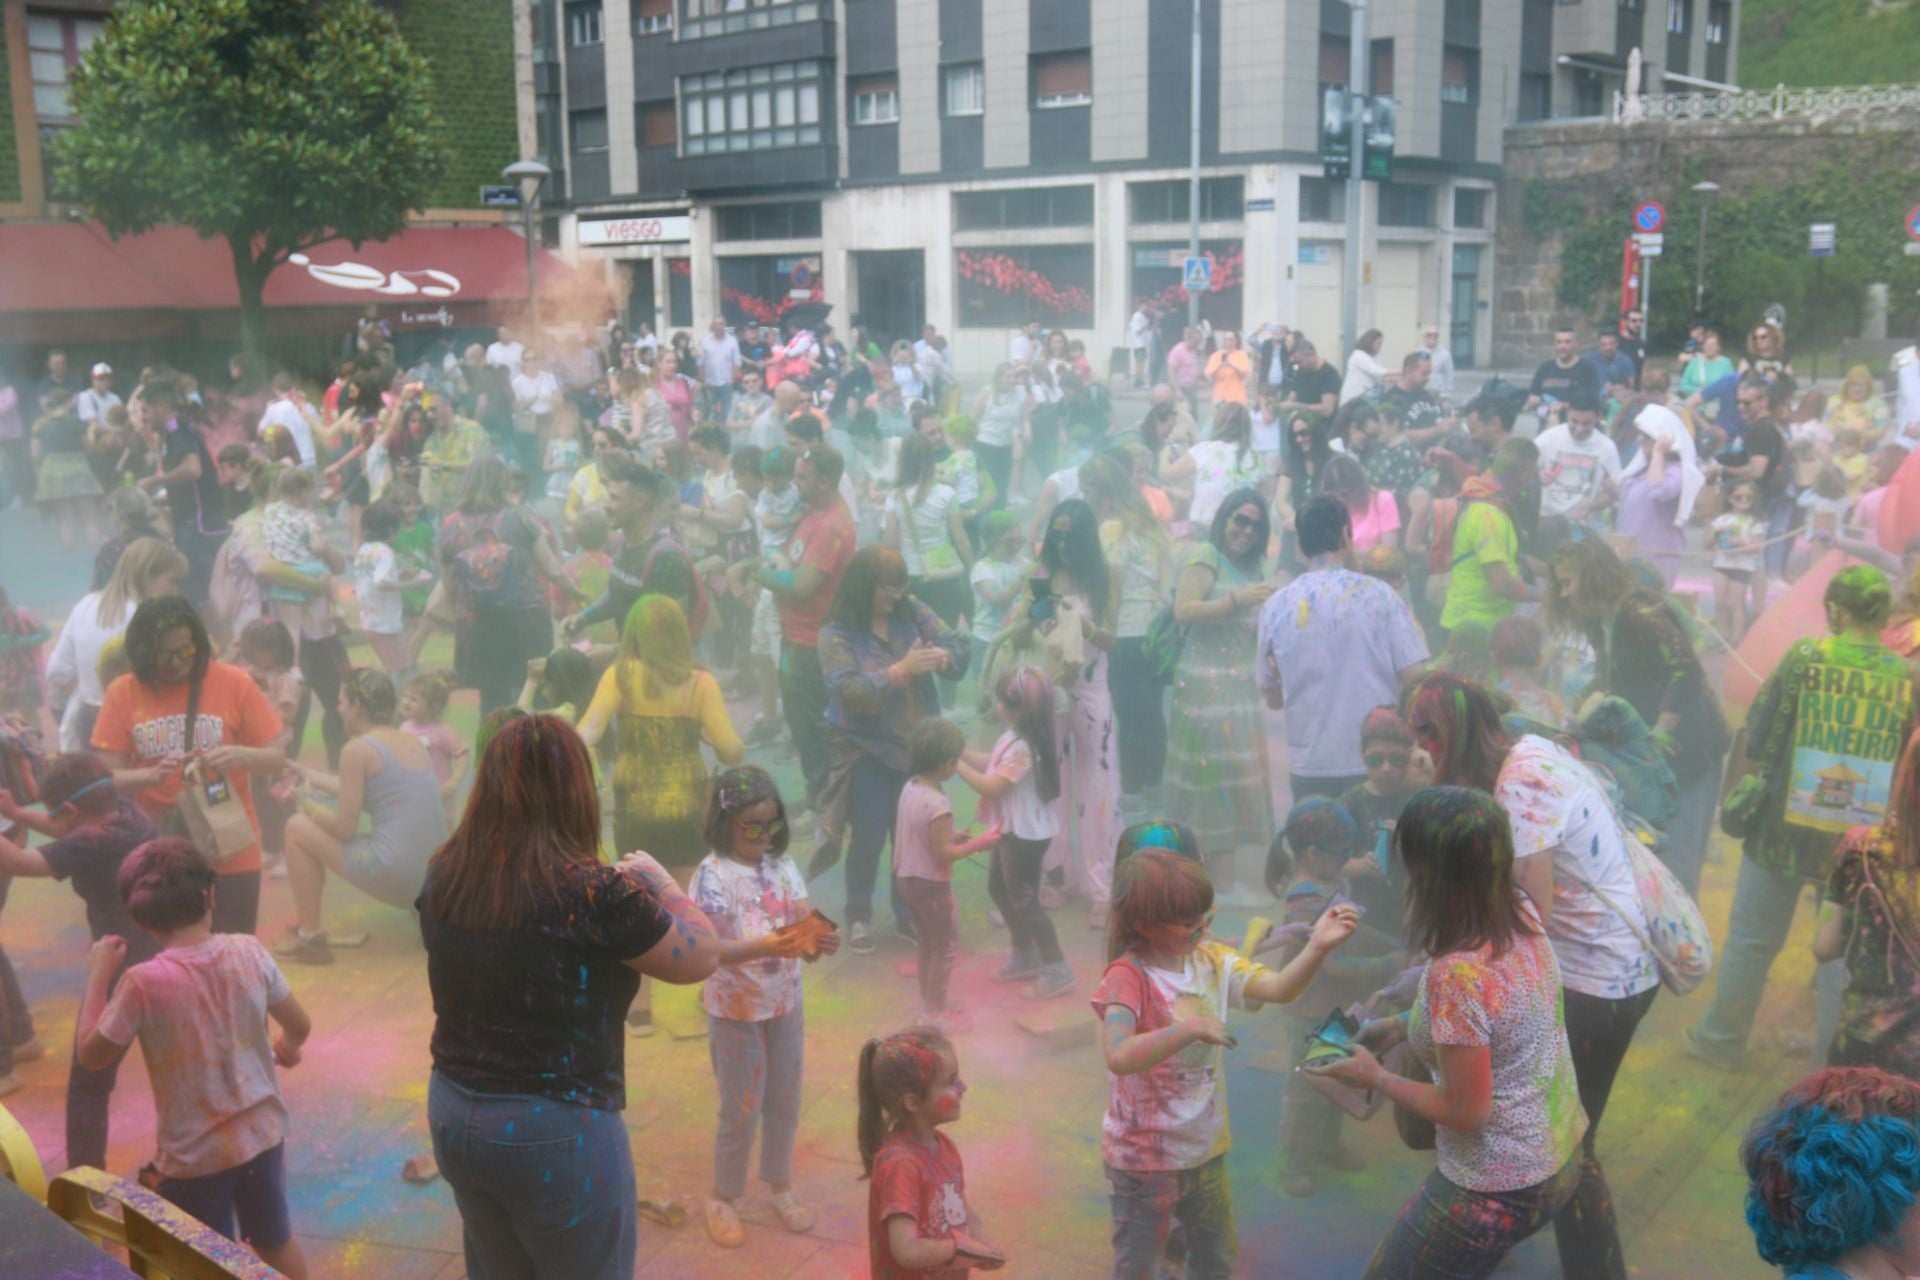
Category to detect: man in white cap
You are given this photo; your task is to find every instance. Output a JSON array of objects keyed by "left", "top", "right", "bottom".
[{"left": 76, "top": 363, "right": 122, "bottom": 426}]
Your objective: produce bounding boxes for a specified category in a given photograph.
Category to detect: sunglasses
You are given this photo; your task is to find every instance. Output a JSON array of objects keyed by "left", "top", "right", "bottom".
[
  {"left": 735, "top": 818, "right": 785, "bottom": 841},
  {"left": 160, "top": 641, "right": 200, "bottom": 664},
  {"left": 1364, "top": 752, "right": 1410, "bottom": 768},
  {"left": 1228, "top": 513, "right": 1260, "bottom": 531}
]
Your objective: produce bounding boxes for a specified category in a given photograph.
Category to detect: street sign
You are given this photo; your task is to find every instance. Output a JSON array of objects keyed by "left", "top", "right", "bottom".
[
  {"left": 1245, "top": 198, "right": 1276, "bottom": 212},
  {"left": 1906, "top": 242, "right": 1920, "bottom": 257},
  {"left": 1632, "top": 201, "right": 1666, "bottom": 234},
  {"left": 1634, "top": 232, "right": 1664, "bottom": 257},
  {"left": 1906, "top": 203, "right": 1920, "bottom": 241},
  {"left": 1809, "top": 222, "right": 1837, "bottom": 257},
  {"left": 1183, "top": 256, "right": 1213, "bottom": 293},
  {"left": 480, "top": 185, "right": 522, "bottom": 208}
]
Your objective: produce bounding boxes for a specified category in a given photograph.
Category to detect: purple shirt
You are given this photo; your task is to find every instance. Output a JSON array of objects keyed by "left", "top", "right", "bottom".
[
  {"left": 1616, "top": 470, "right": 1684, "bottom": 584},
  {"left": 1165, "top": 343, "right": 1201, "bottom": 392}
]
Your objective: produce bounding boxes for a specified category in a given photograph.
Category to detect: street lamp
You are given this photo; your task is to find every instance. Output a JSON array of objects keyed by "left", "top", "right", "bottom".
[
  {"left": 503, "top": 159, "right": 552, "bottom": 336},
  {"left": 1690, "top": 180, "right": 1720, "bottom": 319}
]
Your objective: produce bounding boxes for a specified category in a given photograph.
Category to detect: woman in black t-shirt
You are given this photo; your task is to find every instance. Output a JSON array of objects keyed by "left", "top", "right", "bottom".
[{"left": 418, "top": 714, "right": 720, "bottom": 1280}]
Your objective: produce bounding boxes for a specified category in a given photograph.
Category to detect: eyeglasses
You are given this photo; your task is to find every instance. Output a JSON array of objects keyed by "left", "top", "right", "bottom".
[
  {"left": 159, "top": 640, "right": 199, "bottom": 664},
  {"left": 1364, "top": 752, "right": 1410, "bottom": 768},
  {"left": 734, "top": 818, "right": 785, "bottom": 841}
]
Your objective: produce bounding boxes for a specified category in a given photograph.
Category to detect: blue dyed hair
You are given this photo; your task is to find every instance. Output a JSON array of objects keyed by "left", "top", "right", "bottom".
[{"left": 1743, "top": 1067, "right": 1920, "bottom": 1270}]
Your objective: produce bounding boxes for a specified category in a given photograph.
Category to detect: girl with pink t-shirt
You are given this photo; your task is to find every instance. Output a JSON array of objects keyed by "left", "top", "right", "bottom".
[{"left": 894, "top": 719, "right": 1000, "bottom": 1034}]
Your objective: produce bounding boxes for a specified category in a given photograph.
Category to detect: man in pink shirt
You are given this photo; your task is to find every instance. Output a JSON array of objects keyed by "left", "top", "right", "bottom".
[{"left": 1164, "top": 327, "right": 1203, "bottom": 419}]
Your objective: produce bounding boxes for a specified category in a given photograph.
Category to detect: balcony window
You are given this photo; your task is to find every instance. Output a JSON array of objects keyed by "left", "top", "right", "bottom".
[
  {"left": 716, "top": 201, "right": 824, "bottom": 240},
  {"left": 633, "top": 0, "right": 672, "bottom": 34},
  {"left": 1442, "top": 46, "right": 1478, "bottom": 105},
  {"left": 1128, "top": 177, "right": 1245, "bottom": 224},
  {"left": 1667, "top": 0, "right": 1690, "bottom": 34},
  {"left": 1706, "top": 0, "right": 1728, "bottom": 42},
  {"left": 944, "top": 63, "right": 985, "bottom": 117},
  {"left": 954, "top": 186, "right": 1094, "bottom": 231},
  {"left": 567, "top": 1, "right": 604, "bottom": 46},
  {"left": 1318, "top": 34, "right": 1349, "bottom": 91},
  {"left": 1370, "top": 39, "right": 1394, "bottom": 96},
  {"left": 681, "top": 0, "right": 821, "bottom": 41},
  {"left": 27, "top": 10, "right": 105, "bottom": 123},
  {"left": 852, "top": 77, "right": 900, "bottom": 126},
  {"left": 1299, "top": 176, "right": 1345, "bottom": 223},
  {"left": 1378, "top": 182, "right": 1435, "bottom": 228},
  {"left": 1032, "top": 52, "right": 1091, "bottom": 109},
  {"left": 682, "top": 61, "right": 823, "bottom": 155},
  {"left": 571, "top": 108, "right": 609, "bottom": 152},
  {"left": 1453, "top": 188, "right": 1489, "bottom": 229},
  {"left": 639, "top": 100, "right": 676, "bottom": 146}
]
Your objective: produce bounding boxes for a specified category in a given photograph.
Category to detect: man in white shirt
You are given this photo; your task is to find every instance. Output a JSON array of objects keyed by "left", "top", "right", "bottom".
[
  {"left": 698, "top": 317, "right": 742, "bottom": 425},
  {"left": 1533, "top": 388, "right": 1620, "bottom": 523},
  {"left": 510, "top": 350, "right": 559, "bottom": 474},
  {"left": 76, "top": 363, "right": 123, "bottom": 427},
  {"left": 1009, "top": 320, "right": 1041, "bottom": 368},
  {"left": 486, "top": 325, "right": 525, "bottom": 377},
  {"left": 634, "top": 323, "right": 660, "bottom": 357},
  {"left": 257, "top": 373, "right": 322, "bottom": 467},
  {"left": 1128, "top": 307, "right": 1153, "bottom": 388},
  {"left": 1422, "top": 324, "right": 1456, "bottom": 405}
]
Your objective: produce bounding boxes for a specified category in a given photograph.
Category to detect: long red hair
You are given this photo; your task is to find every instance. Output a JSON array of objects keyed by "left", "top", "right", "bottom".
[{"left": 423, "top": 713, "right": 603, "bottom": 930}]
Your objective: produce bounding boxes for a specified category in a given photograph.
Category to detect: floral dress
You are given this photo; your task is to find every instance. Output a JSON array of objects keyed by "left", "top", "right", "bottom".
[
  {"left": 1164, "top": 543, "right": 1274, "bottom": 854},
  {"left": 1825, "top": 830, "right": 1920, "bottom": 1079}
]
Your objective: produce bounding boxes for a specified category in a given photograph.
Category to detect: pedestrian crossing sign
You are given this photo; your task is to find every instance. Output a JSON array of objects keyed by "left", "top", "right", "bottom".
[{"left": 1183, "top": 256, "right": 1212, "bottom": 292}]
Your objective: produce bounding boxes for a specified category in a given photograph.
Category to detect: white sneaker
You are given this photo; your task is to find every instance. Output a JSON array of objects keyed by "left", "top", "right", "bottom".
[{"left": 848, "top": 921, "right": 874, "bottom": 954}]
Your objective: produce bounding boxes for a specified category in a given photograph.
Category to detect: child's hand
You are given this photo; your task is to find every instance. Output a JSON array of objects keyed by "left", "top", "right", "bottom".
[
  {"left": 1180, "top": 1016, "right": 1236, "bottom": 1049},
  {"left": 273, "top": 1033, "right": 302, "bottom": 1069},
  {"left": 1356, "top": 1013, "right": 1411, "bottom": 1055},
  {"left": 88, "top": 934, "right": 128, "bottom": 977},
  {"left": 758, "top": 930, "right": 815, "bottom": 961},
  {"left": 810, "top": 929, "right": 842, "bottom": 960},
  {"left": 1308, "top": 904, "right": 1361, "bottom": 952}
]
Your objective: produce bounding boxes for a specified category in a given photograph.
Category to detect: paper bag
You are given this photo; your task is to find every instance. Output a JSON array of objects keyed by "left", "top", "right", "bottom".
[{"left": 177, "top": 761, "right": 257, "bottom": 868}]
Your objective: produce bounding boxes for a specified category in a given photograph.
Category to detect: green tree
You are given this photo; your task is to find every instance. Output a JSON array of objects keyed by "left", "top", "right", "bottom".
[{"left": 55, "top": 0, "right": 451, "bottom": 363}]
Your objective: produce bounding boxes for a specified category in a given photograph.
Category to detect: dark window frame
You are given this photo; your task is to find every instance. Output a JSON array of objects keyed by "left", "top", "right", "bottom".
[{"left": 953, "top": 185, "right": 1095, "bottom": 231}]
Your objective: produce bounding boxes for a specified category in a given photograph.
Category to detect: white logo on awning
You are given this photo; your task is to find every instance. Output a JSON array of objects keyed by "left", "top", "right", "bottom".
[{"left": 288, "top": 252, "right": 461, "bottom": 298}]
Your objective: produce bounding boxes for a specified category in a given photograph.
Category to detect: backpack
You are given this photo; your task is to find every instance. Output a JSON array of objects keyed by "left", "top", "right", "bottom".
[
  {"left": 1563, "top": 824, "right": 1714, "bottom": 997},
  {"left": 450, "top": 511, "right": 519, "bottom": 609}
]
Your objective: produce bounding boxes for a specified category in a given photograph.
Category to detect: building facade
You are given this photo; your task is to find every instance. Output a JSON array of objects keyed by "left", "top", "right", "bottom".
[{"left": 541, "top": 0, "right": 1739, "bottom": 375}]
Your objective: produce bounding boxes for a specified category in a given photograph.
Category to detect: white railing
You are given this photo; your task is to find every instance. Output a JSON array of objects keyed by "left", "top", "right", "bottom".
[{"left": 1613, "top": 83, "right": 1920, "bottom": 125}]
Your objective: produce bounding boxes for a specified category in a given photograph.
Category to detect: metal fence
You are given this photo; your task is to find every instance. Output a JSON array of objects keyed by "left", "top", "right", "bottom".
[{"left": 1614, "top": 83, "right": 1920, "bottom": 125}]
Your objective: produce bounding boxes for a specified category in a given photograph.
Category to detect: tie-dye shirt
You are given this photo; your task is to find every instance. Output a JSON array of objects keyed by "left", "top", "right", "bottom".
[
  {"left": 1091, "top": 941, "right": 1272, "bottom": 1172},
  {"left": 1409, "top": 925, "right": 1588, "bottom": 1193},
  {"left": 1497, "top": 735, "right": 1659, "bottom": 1001},
  {"left": 690, "top": 852, "right": 810, "bottom": 1022}
]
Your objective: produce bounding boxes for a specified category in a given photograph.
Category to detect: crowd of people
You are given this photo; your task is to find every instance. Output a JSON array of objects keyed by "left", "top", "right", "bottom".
[{"left": 1, "top": 301, "right": 1920, "bottom": 1280}]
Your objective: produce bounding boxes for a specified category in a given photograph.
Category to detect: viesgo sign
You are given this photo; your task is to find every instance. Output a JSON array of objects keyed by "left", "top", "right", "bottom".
[{"left": 579, "top": 215, "right": 693, "bottom": 247}]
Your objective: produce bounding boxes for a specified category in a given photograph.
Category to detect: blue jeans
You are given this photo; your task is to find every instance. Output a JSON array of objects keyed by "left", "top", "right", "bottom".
[
  {"left": 1107, "top": 1154, "right": 1235, "bottom": 1280},
  {"left": 1364, "top": 1157, "right": 1581, "bottom": 1280},
  {"left": 428, "top": 1072, "right": 637, "bottom": 1280},
  {"left": 846, "top": 754, "right": 911, "bottom": 929},
  {"left": 1692, "top": 855, "right": 1846, "bottom": 1061}
]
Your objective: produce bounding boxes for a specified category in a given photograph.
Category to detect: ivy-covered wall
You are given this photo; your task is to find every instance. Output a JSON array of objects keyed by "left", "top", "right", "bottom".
[
  {"left": 1495, "top": 119, "right": 1920, "bottom": 365},
  {"left": 0, "top": 16, "right": 21, "bottom": 203},
  {"left": 394, "top": 0, "right": 518, "bottom": 210}
]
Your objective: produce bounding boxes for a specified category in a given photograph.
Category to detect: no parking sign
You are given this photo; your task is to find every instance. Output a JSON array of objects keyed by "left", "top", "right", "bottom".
[{"left": 1632, "top": 201, "right": 1666, "bottom": 234}]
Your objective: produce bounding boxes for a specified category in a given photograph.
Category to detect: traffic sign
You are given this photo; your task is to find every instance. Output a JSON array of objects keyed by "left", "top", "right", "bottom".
[
  {"left": 481, "top": 185, "right": 522, "bottom": 208},
  {"left": 1632, "top": 201, "right": 1666, "bottom": 234},
  {"left": 1635, "top": 233, "right": 1664, "bottom": 257},
  {"left": 1183, "top": 256, "right": 1213, "bottom": 293},
  {"left": 1809, "top": 222, "right": 1837, "bottom": 257},
  {"left": 1907, "top": 204, "right": 1920, "bottom": 241}
]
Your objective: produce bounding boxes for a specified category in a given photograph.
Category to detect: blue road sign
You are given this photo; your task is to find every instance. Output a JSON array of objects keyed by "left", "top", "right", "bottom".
[
  {"left": 1633, "top": 201, "right": 1666, "bottom": 234},
  {"left": 1183, "top": 256, "right": 1212, "bottom": 293},
  {"left": 1907, "top": 204, "right": 1920, "bottom": 241}
]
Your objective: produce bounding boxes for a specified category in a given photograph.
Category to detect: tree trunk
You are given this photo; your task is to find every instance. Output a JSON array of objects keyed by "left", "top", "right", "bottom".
[{"left": 226, "top": 233, "right": 271, "bottom": 376}]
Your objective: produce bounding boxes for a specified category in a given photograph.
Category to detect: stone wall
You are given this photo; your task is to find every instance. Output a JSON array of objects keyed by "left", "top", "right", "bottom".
[{"left": 1492, "top": 112, "right": 1920, "bottom": 366}]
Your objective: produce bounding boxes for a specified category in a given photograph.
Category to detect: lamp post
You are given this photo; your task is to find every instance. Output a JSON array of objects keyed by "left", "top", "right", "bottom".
[
  {"left": 503, "top": 159, "right": 552, "bottom": 337},
  {"left": 1690, "top": 180, "right": 1719, "bottom": 320}
]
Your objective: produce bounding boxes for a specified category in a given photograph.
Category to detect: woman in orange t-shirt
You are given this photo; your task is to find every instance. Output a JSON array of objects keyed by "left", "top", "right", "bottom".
[
  {"left": 91, "top": 595, "right": 286, "bottom": 935},
  {"left": 1204, "top": 330, "right": 1253, "bottom": 407}
]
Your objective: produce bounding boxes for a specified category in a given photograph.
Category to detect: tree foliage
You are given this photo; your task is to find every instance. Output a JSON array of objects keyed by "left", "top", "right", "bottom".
[
  {"left": 1739, "top": 0, "right": 1920, "bottom": 90},
  {"left": 55, "top": 0, "right": 451, "bottom": 356}
]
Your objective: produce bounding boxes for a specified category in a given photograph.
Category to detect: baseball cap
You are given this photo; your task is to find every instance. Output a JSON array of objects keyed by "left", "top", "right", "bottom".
[{"left": 91, "top": 362, "right": 112, "bottom": 377}]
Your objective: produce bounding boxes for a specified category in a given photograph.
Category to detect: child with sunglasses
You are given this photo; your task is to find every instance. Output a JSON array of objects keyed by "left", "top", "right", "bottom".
[
  {"left": 689, "top": 765, "right": 840, "bottom": 1249},
  {"left": 0, "top": 753, "right": 161, "bottom": 1160},
  {"left": 1336, "top": 707, "right": 1429, "bottom": 938}
]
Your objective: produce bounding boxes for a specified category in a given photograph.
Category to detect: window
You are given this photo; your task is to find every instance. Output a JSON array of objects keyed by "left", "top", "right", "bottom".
[
  {"left": 1370, "top": 39, "right": 1394, "bottom": 96},
  {"left": 944, "top": 62, "right": 985, "bottom": 117},
  {"left": 1442, "top": 46, "right": 1478, "bottom": 105},
  {"left": 956, "top": 244, "right": 1094, "bottom": 328},
  {"left": 719, "top": 255, "right": 824, "bottom": 326},
  {"left": 1667, "top": 0, "right": 1689, "bottom": 34},
  {"left": 1032, "top": 51, "right": 1091, "bottom": 109},
  {"left": 1299, "top": 176, "right": 1346, "bottom": 223},
  {"left": 571, "top": 108, "right": 608, "bottom": 152},
  {"left": 1453, "top": 188, "right": 1489, "bottom": 228},
  {"left": 715, "top": 201, "right": 824, "bottom": 240},
  {"left": 1518, "top": 71, "right": 1551, "bottom": 121},
  {"left": 1127, "top": 177, "right": 1245, "bottom": 224},
  {"left": 680, "top": 0, "right": 821, "bottom": 41},
  {"left": 953, "top": 186, "right": 1094, "bottom": 230},
  {"left": 852, "top": 76, "right": 899, "bottom": 125},
  {"left": 27, "top": 10, "right": 105, "bottom": 123},
  {"left": 633, "top": 0, "right": 672, "bottom": 34},
  {"left": 567, "top": 1, "right": 604, "bottom": 45},
  {"left": 1618, "top": 0, "right": 1641, "bottom": 9},
  {"left": 639, "top": 100, "right": 677, "bottom": 146},
  {"left": 681, "top": 61, "right": 823, "bottom": 155},
  {"left": 1378, "top": 182, "right": 1435, "bottom": 228},
  {"left": 1318, "top": 35, "right": 1350, "bottom": 90},
  {"left": 1706, "top": 0, "right": 1728, "bottom": 42}
]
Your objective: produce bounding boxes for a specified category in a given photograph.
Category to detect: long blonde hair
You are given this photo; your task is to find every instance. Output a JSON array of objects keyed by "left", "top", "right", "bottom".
[
  {"left": 98, "top": 537, "right": 189, "bottom": 625},
  {"left": 617, "top": 593, "right": 695, "bottom": 702}
]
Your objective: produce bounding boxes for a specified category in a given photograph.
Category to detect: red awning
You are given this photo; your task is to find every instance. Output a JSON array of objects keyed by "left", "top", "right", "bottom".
[{"left": 0, "top": 222, "right": 609, "bottom": 344}]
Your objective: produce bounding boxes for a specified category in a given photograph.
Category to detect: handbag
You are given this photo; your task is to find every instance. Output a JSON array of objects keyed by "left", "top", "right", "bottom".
[
  {"left": 1720, "top": 772, "right": 1767, "bottom": 840},
  {"left": 155, "top": 675, "right": 256, "bottom": 868}
]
